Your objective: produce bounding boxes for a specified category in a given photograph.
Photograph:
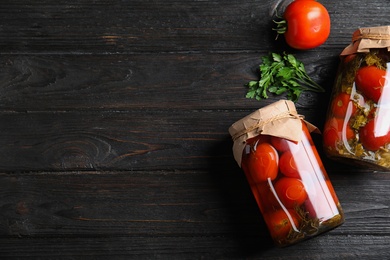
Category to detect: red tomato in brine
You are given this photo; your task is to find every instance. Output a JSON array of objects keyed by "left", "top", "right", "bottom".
[
  {"left": 270, "top": 136, "right": 299, "bottom": 153},
  {"left": 343, "top": 54, "right": 357, "bottom": 64},
  {"left": 263, "top": 209, "right": 300, "bottom": 240},
  {"left": 323, "top": 117, "right": 355, "bottom": 149},
  {"left": 359, "top": 119, "right": 390, "bottom": 151},
  {"left": 330, "top": 92, "right": 357, "bottom": 118},
  {"left": 279, "top": 150, "right": 300, "bottom": 178},
  {"left": 255, "top": 181, "right": 280, "bottom": 212},
  {"left": 355, "top": 66, "right": 387, "bottom": 103},
  {"left": 248, "top": 142, "right": 279, "bottom": 182},
  {"left": 274, "top": 177, "right": 308, "bottom": 208}
]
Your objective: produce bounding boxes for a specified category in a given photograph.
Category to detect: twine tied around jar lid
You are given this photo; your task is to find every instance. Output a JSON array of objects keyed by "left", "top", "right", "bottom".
[
  {"left": 228, "top": 100, "right": 318, "bottom": 166},
  {"left": 341, "top": 25, "right": 390, "bottom": 56}
]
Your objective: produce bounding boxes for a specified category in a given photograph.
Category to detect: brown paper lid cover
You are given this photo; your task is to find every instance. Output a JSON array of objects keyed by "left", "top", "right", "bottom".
[
  {"left": 228, "top": 100, "right": 318, "bottom": 166},
  {"left": 341, "top": 25, "right": 390, "bottom": 56}
]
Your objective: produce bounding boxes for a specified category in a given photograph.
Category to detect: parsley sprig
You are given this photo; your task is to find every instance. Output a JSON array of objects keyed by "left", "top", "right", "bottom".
[{"left": 246, "top": 52, "right": 325, "bottom": 102}]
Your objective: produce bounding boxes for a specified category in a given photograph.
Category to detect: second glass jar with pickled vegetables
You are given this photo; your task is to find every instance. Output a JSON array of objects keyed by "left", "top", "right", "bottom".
[
  {"left": 323, "top": 26, "right": 390, "bottom": 170},
  {"left": 229, "top": 100, "right": 344, "bottom": 247}
]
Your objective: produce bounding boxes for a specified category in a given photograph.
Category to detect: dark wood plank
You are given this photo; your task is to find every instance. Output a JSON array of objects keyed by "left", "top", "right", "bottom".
[
  {"left": 0, "top": 53, "right": 338, "bottom": 111},
  {"left": 0, "top": 171, "right": 388, "bottom": 257},
  {"left": 1, "top": 235, "right": 389, "bottom": 259},
  {"left": 0, "top": 110, "right": 229, "bottom": 171},
  {"left": 0, "top": 0, "right": 389, "bottom": 54},
  {"left": 0, "top": 109, "right": 360, "bottom": 172},
  {"left": 0, "top": 170, "right": 260, "bottom": 236},
  {"left": 0, "top": 0, "right": 280, "bottom": 53}
]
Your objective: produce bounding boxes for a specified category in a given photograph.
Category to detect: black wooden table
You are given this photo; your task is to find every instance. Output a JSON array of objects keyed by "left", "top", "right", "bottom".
[{"left": 0, "top": 0, "right": 389, "bottom": 259}]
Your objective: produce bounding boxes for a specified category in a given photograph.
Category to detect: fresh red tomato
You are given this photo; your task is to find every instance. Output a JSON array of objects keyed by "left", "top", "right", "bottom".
[
  {"left": 276, "top": 0, "right": 331, "bottom": 49},
  {"left": 330, "top": 92, "right": 357, "bottom": 118},
  {"left": 263, "top": 209, "right": 300, "bottom": 240},
  {"left": 248, "top": 142, "right": 279, "bottom": 182},
  {"left": 359, "top": 119, "right": 390, "bottom": 151},
  {"left": 355, "top": 66, "right": 387, "bottom": 103},
  {"left": 323, "top": 117, "right": 355, "bottom": 149},
  {"left": 274, "top": 177, "right": 307, "bottom": 208}
]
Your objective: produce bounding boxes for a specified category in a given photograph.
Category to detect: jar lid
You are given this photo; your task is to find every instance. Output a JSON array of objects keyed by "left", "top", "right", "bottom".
[
  {"left": 341, "top": 25, "right": 390, "bottom": 56},
  {"left": 229, "top": 100, "right": 317, "bottom": 166}
]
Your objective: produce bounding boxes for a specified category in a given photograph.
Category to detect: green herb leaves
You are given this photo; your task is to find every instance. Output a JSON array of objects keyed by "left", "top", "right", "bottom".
[{"left": 246, "top": 52, "right": 325, "bottom": 102}]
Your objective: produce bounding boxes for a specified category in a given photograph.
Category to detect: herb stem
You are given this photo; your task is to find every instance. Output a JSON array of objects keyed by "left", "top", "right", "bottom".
[{"left": 294, "top": 76, "right": 325, "bottom": 92}]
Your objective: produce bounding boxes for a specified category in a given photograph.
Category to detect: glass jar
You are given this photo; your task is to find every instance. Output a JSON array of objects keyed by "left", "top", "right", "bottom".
[
  {"left": 229, "top": 100, "right": 344, "bottom": 247},
  {"left": 324, "top": 26, "right": 390, "bottom": 171}
]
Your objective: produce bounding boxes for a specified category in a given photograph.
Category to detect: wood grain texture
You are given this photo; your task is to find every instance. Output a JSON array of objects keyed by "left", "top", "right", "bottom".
[
  {"left": 1, "top": 109, "right": 339, "bottom": 171},
  {"left": 0, "top": 53, "right": 338, "bottom": 111},
  {"left": 0, "top": 0, "right": 390, "bottom": 54},
  {"left": 0, "top": 171, "right": 388, "bottom": 235},
  {"left": 0, "top": 0, "right": 389, "bottom": 258},
  {"left": 1, "top": 236, "right": 389, "bottom": 259},
  {"left": 0, "top": 171, "right": 388, "bottom": 258}
]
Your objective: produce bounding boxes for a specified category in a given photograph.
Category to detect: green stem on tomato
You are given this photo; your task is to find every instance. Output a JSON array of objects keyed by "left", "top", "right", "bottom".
[{"left": 273, "top": 19, "right": 287, "bottom": 35}]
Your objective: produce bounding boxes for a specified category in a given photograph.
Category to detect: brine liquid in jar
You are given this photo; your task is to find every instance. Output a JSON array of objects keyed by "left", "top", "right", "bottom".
[
  {"left": 229, "top": 100, "right": 344, "bottom": 247},
  {"left": 241, "top": 121, "right": 343, "bottom": 247},
  {"left": 324, "top": 27, "right": 390, "bottom": 171}
]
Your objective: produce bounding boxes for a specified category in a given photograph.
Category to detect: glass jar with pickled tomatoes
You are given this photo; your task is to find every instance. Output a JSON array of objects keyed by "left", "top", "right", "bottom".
[
  {"left": 323, "top": 26, "right": 390, "bottom": 170},
  {"left": 229, "top": 100, "right": 344, "bottom": 247}
]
